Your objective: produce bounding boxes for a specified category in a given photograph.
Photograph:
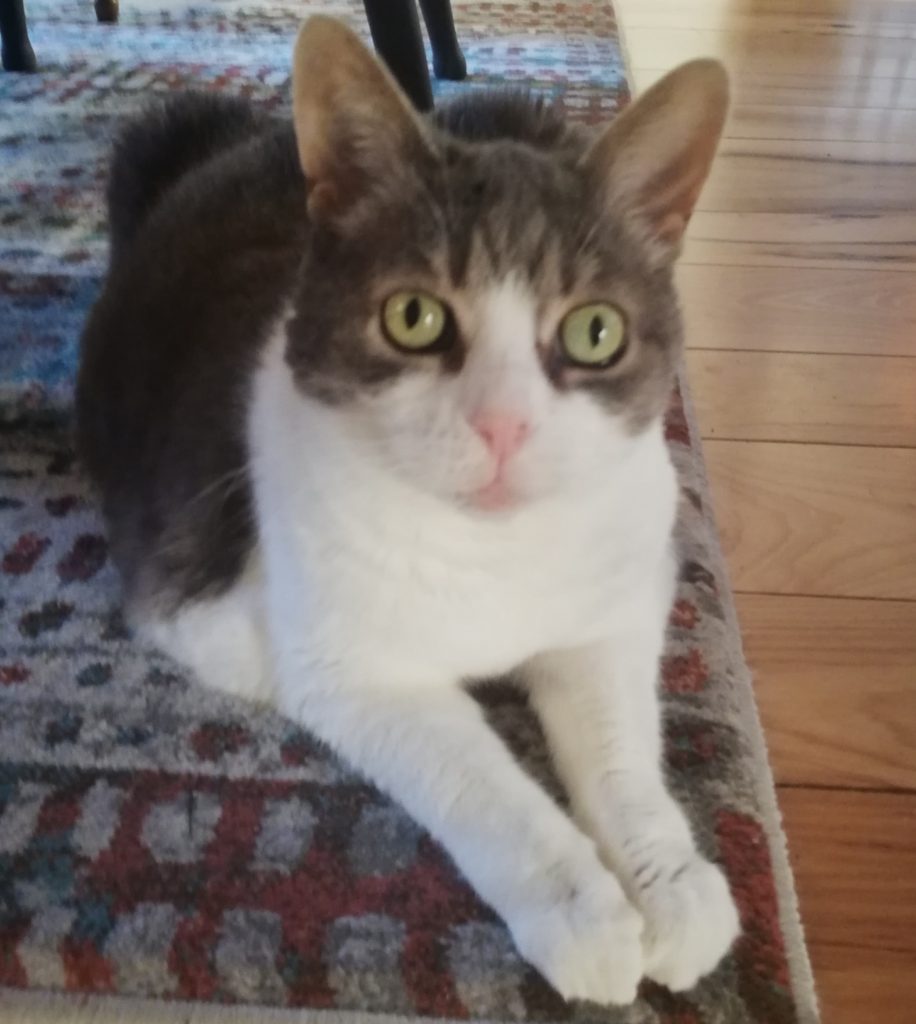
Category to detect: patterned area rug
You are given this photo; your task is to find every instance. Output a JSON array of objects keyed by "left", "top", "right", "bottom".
[{"left": 0, "top": 2, "right": 817, "bottom": 1022}]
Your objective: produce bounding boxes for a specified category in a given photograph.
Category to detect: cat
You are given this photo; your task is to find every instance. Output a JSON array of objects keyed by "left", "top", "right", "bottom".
[{"left": 77, "top": 15, "right": 738, "bottom": 1005}]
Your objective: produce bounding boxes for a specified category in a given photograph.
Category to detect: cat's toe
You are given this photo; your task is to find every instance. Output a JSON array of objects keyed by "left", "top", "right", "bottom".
[
  {"left": 638, "top": 852, "right": 739, "bottom": 992},
  {"left": 511, "top": 859, "right": 644, "bottom": 1005}
]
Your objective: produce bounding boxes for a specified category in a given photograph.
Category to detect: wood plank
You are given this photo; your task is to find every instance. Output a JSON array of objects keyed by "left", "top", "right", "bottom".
[
  {"left": 617, "top": 0, "right": 916, "bottom": 31},
  {"left": 623, "top": 26, "right": 916, "bottom": 80},
  {"left": 623, "top": 0, "right": 916, "bottom": 12},
  {"left": 624, "top": 12, "right": 916, "bottom": 37},
  {"left": 809, "top": 963, "right": 916, "bottom": 1024},
  {"left": 702, "top": 441, "right": 916, "bottom": 598},
  {"left": 724, "top": 103, "right": 916, "bottom": 143},
  {"left": 682, "top": 211, "right": 916, "bottom": 270},
  {"left": 779, "top": 788, "right": 916, "bottom": 1024},
  {"left": 630, "top": 66, "right": 916, "bottom": 108},
  {"left": 698, "top": 140, "right": 916, "bottom": 214},
  {"left": 737, "top": 594, "right": 916, "bottom": 788},
  {"left": 677, "top": 265, "right": 916, "bottom": 356},
  {"left": 684, "top": 351, "right": 916, "bottom": 445}
]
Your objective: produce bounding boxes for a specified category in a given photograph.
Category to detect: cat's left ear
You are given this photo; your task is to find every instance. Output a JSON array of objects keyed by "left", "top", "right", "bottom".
[
  {"left": 584, "top": 60, "right": 729, "bottom": 263},
  {"left": 291, "top": 15, "right": 435, "bottom": 226}
]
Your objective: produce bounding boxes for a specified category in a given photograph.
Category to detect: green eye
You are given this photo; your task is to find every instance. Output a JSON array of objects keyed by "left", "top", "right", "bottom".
[
  {"left": 382, "top": 291, "right": 449, "bottom": 352},
  {"left": 560, "top": 303, "right": 627, "bottom": 367}
]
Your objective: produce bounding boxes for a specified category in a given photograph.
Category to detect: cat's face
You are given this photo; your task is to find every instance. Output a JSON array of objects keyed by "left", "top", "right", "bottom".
[
  {"left": 286, "top": 18, "right": 727, "bottom": 512},
  {"left": 288, "top": 135, "right": 680, "bottom": 509}
]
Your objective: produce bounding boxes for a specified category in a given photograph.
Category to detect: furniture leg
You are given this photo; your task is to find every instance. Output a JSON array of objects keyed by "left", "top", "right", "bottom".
[
  {"left": 362, "top": 0, "right": 434, "bottom": 111},
  {"left": 94, "top": 0, "right": 119, "bottom": 24},
  {"left": 418, "top": 0, "right": 466, "bottom": 80},
  {"left": 0, "top": 0, "right": 37, "bottom": 72}
]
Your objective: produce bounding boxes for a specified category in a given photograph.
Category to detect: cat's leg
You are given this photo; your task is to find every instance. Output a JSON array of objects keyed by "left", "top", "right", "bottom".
[
  {"left": 275, "top": 659, "right": 643, "bottom": 1005},
  {"left": 525, "top": 578, "right": 740, "bottom": 992}
]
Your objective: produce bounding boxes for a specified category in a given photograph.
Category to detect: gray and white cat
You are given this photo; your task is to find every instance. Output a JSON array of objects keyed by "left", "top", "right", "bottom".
[{"left": 77, "top": 15, "right": 737, "bottom": 1004}]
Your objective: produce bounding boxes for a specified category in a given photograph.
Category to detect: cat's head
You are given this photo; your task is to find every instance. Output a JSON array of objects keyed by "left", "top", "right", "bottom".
[{"left": 285, "top": 16, "right": 728, "bottom": 512}]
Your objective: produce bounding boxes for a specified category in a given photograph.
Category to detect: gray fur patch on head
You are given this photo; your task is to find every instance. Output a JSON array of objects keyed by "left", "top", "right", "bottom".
[{"left": 285, "top": 90, "right": 683, "bottom": 433}]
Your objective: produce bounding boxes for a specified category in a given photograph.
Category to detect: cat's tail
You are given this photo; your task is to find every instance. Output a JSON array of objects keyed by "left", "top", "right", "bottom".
[{"left": 107, "top": 92, "right": 265, "bottom": 256}]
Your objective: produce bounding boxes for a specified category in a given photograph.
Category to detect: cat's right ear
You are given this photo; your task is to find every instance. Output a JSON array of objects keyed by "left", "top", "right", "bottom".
[{"left": 292, "top": 16, "right": 435, "bottom": 226}]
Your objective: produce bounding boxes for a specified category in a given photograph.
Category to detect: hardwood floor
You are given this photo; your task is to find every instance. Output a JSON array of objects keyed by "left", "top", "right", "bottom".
[
  {"left": 685, "top": 351, "right": 916, "bottom": 445},
  {"left": 780, "top": 789, "right": 916, "bottom": 1021},
  {"left": 617, "top": 2, "right": 916, "bottom": 1020},
  {"left": 737, "top": 595, "right": 916, "bottom": 789}
]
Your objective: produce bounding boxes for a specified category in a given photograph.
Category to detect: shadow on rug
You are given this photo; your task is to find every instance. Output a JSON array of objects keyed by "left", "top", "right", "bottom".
[{"left": 0, "top": 2, "right": 816, "bottom": 1021}]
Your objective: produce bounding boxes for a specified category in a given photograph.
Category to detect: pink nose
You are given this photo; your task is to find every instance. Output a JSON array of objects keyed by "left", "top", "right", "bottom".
[{"left": 471, "top": 411, "right": 531, "bottom": 463}]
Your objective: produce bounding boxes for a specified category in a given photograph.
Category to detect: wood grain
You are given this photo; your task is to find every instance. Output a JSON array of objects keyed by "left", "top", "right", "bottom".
[
  {"left": 779, "top": 789, "right": 916, "bottom": 1024},
  {"left": 624, "top": 10, "right": 916, "bottom": 35},
  {"left": 630, "top": 67, "right": 916, "bottom": 109},
  {"left": 624, "top": 26, "right": 916, "bottom": 80},
  {"left": 683, "top": 211, "right": 916, "bottom": 270},
  {"left": 619, "top": 0, "right": 916, "bottom": 30},
  {"left": 703, "top": 441, "right": 916, "bottom": 599},
  {"left": 724, "top": 103, "right": 916, "bottom": 143},
  {"left": 737, "top": 594, "right": 916, "bottom": 788},
  {"left": 677, "top": 264, "right": 916, "bottom": 356},
  {"left": 685, "top": 351, "right": 916, "bottom": 445},
  {"left": 698, "top": 139, "right": 916, "bottom": 214}
]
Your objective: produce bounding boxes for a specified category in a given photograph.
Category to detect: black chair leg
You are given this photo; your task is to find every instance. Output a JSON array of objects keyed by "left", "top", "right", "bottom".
[
  {"left": 418, "top": 0, "right": 465, "bottom": 81},
  {"left": 94, "top": 0, "right": 119, "bottom": 24},
  {"left": 1, "top": 0, "right": 37, "bottom": 72},
  {"left": 363, "top": 0, "right": 434, "bottom": 112}
]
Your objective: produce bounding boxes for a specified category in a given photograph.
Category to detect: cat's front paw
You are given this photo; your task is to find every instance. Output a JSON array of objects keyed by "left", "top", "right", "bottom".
[
  {"left": 510, "top": 856, "right": 644, "bottom": 1005},
  {"left": 637, "top": 850, "right": 740, "bottom": 991}
]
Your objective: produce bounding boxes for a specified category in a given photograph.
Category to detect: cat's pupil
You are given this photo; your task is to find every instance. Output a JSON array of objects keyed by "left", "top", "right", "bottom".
[
  {"left": 589, "top": 315, "right": 605, "bottom": 348},
  {"left": 405, "top": 297, "right": 421, "bottom": 330}
]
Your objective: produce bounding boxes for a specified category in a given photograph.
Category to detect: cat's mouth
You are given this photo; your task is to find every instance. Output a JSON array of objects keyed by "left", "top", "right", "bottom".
[{"left": 469, "top": 476, "right": 518, "bottom": 512}]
